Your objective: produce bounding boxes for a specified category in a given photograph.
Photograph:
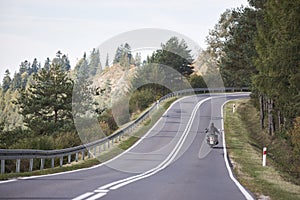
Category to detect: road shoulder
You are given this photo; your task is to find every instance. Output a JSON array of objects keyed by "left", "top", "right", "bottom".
[{"left": 224, "top": 99, "right": 300, "bottom": 200}]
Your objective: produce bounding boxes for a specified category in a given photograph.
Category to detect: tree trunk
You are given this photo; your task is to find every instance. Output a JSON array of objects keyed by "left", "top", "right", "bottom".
[
  {"left": 278, "top": 110, "right": 281, "bottom": 131},
  {"left": 268, "top": 98, "right": 275, "bottom": 136},
  {"left": 259, "top": 94, "right": 265, "bottom": 129}
]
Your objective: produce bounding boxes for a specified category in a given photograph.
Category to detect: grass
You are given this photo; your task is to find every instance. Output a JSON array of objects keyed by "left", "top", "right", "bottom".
[
  {"left": 224, "top": 99, "right": 300, "bottom": 200},
  {"left": 0, "top": 97, "right": 177, "bottom": 180}
]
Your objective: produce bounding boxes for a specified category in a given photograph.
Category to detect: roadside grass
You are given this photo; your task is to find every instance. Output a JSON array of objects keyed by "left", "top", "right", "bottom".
[
  {"left": 0, "top": 98, "right": 177, "bottom": 181},
  {"left": 224, "top": 99, "right": 300, "bottom": 200}
]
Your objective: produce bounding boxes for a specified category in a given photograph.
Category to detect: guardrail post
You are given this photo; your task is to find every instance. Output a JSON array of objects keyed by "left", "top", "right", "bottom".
[
  {"left": 1, "top": 160, "right": 5, "bottom": 174},
  {"left": 81, "top": 150, "right": 85, "bottom": 160},
  {"left": 93, "top": 147, "right": 96, "bottom": 157},
  {"left": 88, "top": 149, "right": 91, "bottom": 159},
  {"left": 40, "top": 158, "right": 45, "bottom": 170},
  {"left": 68, "top": 154, "right": 71, "bottom": 164},
  {"left": 75, "top": 152, "right": 79, "bottom": 162},
  {"left": 51, "top": 158, "right": 55, "bottom": 168},
  {"left": 29, "top": 159, "right": 33, "bottom": 172},
  {"left": 16, "top": 159, "right": 21, "bottom": 173},
  {"left": 60, "top": 156, "right": 63, "bottom": 167}
]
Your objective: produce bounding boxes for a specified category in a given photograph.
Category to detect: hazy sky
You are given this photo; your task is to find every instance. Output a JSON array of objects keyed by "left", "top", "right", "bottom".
[{"left": 0, "top": 0, "right": 249, "bottom": 81}]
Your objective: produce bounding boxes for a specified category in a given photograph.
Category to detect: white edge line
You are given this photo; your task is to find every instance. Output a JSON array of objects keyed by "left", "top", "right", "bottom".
[
  {"left": 0, "top": 179, "right": 16, "bottom": 184},
  {"left": 221, "top": 96, "right": 254, "bottom": 200},
  {"left": 0, "top": 96, "right": 190, "bottom": 184}
]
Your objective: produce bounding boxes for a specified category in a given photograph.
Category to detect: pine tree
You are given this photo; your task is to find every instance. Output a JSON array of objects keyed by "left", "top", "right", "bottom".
[
  {"left": 105, "top": 53, "right": 109, "bottom": 67},
  {"left": 149, "top": 37, "right": 194, "bottom": 78},
  {"left": 29, "top": 58, "right": 40, "bottom": 74},
  {"left": 17, "top": 61, "right": 74, "bottom": 135},
  {"left": 89, "top": 48, "right": 102, "bottom": 75},
  {"left": 2, "top": 69, "right": 11, "bottom": 93},
  {"left": 44, "top": 57, "right": 51, "bottom": 71},
  {"left": 134, "top": 53, "right": 141, "bottom": 67},
  {"left": 253, "top": 0, "right": 300, "bottom": 133}
]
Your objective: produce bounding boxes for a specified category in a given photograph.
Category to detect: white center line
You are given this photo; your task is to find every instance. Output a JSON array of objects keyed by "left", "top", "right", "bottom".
[
  {"left": 72, "top": 192, "right": 94, "bottom": 200},
  {"left": 85, "top": 192, "right": 107, "bottom": 200}
]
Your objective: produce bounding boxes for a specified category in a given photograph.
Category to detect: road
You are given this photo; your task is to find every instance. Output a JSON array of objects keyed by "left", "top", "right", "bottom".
[{"left": 0, "top": 93, "right": 254, "bottom": 200}]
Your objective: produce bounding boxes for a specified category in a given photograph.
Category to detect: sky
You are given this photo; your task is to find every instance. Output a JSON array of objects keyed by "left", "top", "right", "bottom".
[{"left": 0, "top": 0, "right": 249, "bottom": 81}]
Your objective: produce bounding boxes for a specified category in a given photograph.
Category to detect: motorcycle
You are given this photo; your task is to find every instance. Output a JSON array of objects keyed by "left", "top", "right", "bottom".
[{"left": 205, "top": 128, "right": 219, "bottom": 148}]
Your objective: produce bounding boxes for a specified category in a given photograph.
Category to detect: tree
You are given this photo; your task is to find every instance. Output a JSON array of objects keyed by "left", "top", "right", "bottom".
[
  {"left": 149, "top": 37, "right": 194, "bottom": 78},
  {"left": 206, "top": 7, "right": 258, "bottom": 87},
  {"left": 113, "top": 43, "right": 133, "bottom": 68},
  {"left": 17, "top": 59, "right": 74, "bottom": 135},
  {"left": 105, "top": 53, "right": 109, "bottom": 67},
  {"left": 73, "top": 53, "right": 94, "bottom": 118},
  {"left": 134, "top": 52, "right": 142, "bottom": 67},
  {"left": 29, "top": 58, "right": 40, "bottom": 74},
  {"left": 2, "top": 69, "right": 11, "bottom": 93},
  {"left": 44, "top": 57, "right": 51, "bottom": 71},
  {"left": 253, "top": 0, "right": 300, "bottom": 134},
  {"left": 89, "top": 48, "right": 102, "bottom": 75},
  {"left": 113, "top": 45, "right": 124, "bottom": 64},
  {"left": 52, "top": 50, "right": 71, "bottom": 72},
  {"left": 189, "top": 74, "right": 207, "bottom": 88}
]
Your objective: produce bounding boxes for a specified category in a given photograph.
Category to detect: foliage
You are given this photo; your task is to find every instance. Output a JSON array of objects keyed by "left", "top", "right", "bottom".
[
  {"left": 16, "top": 55, "right": 74, "bottom": 135},
  {"left": 129, "top": 88, "right": 157, "bottom": 114},
  {"left": 253, "top": 0, "right": 300, "bottom": 133},
  {"left": 189, "top": 74, "right": 207, "bottom": 88},
  {"left": 113, "top": 43, "right": 133, "bottom": 68},
  {"left": 88, "top": 48, "right": 102, "bottom": 75},
  {"left": 97, "top": 109, "right": 118, "bottom": 135},
  {"left": 148, "top": 37, "right": 194, "bottom": 78},
  {"left": 206, "top": 7, "right": 258, "bottom": 87}
]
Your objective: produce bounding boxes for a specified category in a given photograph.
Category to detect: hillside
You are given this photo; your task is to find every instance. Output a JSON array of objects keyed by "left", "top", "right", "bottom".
[{"left": 91, "top": 64, "right": 137, "bottom": 109}]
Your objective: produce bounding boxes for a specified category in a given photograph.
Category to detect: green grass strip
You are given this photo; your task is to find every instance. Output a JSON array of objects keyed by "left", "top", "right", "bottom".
[{"left": 224, "top": 99, "right": 300, "bottom": 200}]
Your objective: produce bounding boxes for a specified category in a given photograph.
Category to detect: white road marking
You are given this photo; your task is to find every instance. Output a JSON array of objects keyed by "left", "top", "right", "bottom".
[
  {"left": 9, "top": 97, "right": 188, "bottom": 183},
  {"left": 94, "top": 189, "right": 109, "bottom": 193},
  {"left": 85, "top": 192, "right": 107, "bottom": 200},
  {"left": 100, "top": 96, "right": 213, "bottom": 190},
  {"left": 72, "top": 192, "right": 94, "bottom": 200},
  {"left": 0, "top": 179, "right": 17, "bottom": 184},
  {"left": 221, "top": 97, "right": 255, "bottom": 200}
]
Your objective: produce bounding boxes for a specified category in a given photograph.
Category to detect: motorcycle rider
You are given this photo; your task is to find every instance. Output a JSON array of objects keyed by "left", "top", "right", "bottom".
[{"left": 206, "top": 122, "right": 220, "bottom": 145}]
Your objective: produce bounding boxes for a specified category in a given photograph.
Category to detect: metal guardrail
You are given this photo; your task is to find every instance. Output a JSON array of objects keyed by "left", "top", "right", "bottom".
[{"left": 0, "top": 87, "right": 249, "bottom": 174}]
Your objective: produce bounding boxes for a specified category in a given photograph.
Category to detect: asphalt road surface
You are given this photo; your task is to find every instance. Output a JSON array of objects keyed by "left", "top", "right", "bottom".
[{"left": 0, "top": 93, "right": 254, "bottom": 200}]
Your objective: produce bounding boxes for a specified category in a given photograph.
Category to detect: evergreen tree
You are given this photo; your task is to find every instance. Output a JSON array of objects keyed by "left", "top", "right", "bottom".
[
  {"left": 253, "top": 0, "right": 300, "bottom": 134},
  {"left": 134, "top": 52, "right": 141, "bottom": 67},
  {"left": 88, "top": 48, "right": 101, "bottom": 75},
  {"left": 149, "top": 37, "right": 194, "bottom": 78},
  {"left": 52, "top": 50, "right": 71, "bottom": 72},
  {"left": 206, "top": 7, "right": 258, "bottom": 87},
  {"left": 2, "top": 69, "right": 11, "bottom": 93},
  {"left": 29, "top": 58, "right": 40, "bottom": 74},
  {"left": 17, "top": 60, "right": 74, "bottom": 135},
  {"left": 105, "top": 53, "right": 109, "bottom": 67},
  {"left": 44, "top": 57, "right": 51, "bottom": 71},
  {"left": 10, "top": 72, "right": 22, "bottom": 90},
  {"left": 113, "top": 45, "right": 124, "bottom": 64},
  {"left": 113, "top": 43, "right": 133, "bottom": 68}
]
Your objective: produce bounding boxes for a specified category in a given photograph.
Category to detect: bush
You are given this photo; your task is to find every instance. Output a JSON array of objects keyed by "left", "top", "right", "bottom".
[
  {"left": 189, "top": 74, "right": 207, "bottom": 88},
  {"left": 129, "top": 89, "right": 156, "bottom": 114}
]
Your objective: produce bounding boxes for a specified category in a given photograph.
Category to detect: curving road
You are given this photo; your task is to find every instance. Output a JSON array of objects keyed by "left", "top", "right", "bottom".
[{"left": 0, "top": 93, "right": 254, "bottom": 200}]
